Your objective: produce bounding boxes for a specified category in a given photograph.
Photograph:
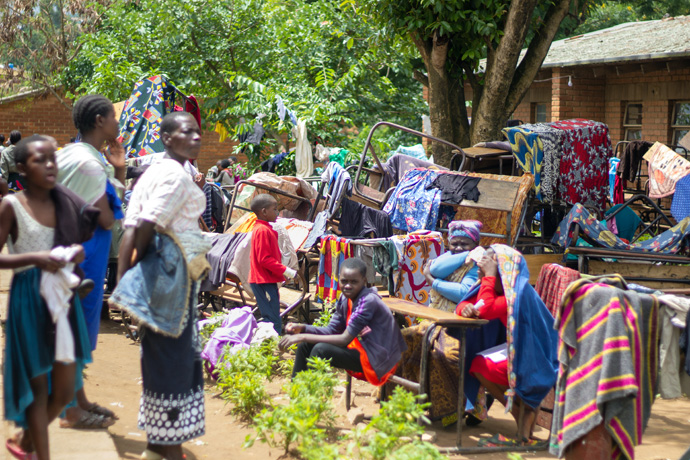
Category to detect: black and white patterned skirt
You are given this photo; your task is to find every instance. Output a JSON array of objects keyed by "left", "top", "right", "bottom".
[{"left": 137, "top": 301, "right": 205, "bottom": 445}]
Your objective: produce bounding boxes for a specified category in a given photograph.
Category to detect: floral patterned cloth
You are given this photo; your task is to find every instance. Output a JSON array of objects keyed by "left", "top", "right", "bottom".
[
  {"left": 521, "top": 123, "right": 565, "bottom": 204},
  {"left": 118, "top": 75, "right": 177, "bottom": 159},
  {"left": 550, "top": 119, "right": 613, "bottom": 212},
  {"left": 643, "top": 141, "right": 690, "bottom": 198},
  {"left": 392, "top": 231, "right": 444, "bottom": 306},
  {"left": 552, "top": 203, "right": 690, "bottom": 254},
  {"left": 503, "top": 126, "right": 544, "bottom": 200},
  {"left": 383, "top": 169, "right": 441, "bottom": 232}
]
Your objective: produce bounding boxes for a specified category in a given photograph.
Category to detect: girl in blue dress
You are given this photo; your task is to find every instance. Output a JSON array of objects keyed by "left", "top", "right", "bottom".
[{"left": 0, "top": 136, "right": 93, "bottom": 460}]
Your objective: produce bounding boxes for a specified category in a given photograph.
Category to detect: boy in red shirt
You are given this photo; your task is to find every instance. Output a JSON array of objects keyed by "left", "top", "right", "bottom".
[{"left": 249, "top": 194, "right": 296, "bottom": 334}]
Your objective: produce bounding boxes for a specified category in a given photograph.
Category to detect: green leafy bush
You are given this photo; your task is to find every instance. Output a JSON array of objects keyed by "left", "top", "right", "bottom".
[{"left": 247, "top": 357, "right": 340, "bottom": 455}]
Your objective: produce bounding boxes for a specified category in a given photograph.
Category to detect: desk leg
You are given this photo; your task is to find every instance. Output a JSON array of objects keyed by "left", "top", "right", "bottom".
[
  {"left": 419, "top": 323, "right": 438, "bottom": 401},
  {"left": 456, "top": 328, "right": 467, "bottom": 448}
]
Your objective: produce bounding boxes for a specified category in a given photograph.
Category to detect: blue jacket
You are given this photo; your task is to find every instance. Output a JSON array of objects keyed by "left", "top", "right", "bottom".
[
  {"left": 108, "top": 233, "right": 190, "bottom": 338},
  {"left": 304, "top": 287, "right": 407, "bottom": 379},
  {"left": 430, "top": 251, "right": 480, "bottom": 303}
]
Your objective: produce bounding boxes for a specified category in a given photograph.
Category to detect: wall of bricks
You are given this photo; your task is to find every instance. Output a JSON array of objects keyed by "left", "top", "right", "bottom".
[{"left": 0, "top": 91, "right": 240, "bottom": 175}]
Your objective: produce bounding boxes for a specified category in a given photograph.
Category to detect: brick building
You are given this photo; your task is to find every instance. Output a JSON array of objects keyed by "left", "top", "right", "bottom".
[
  {"left": 0, "top": 88, "right": 236, "bottom": 174},
  {"left": 472, "top": 15, "right": 690, "bottom": 149}
]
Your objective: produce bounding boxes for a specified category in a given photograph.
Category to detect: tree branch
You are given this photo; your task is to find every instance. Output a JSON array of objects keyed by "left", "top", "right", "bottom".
[
  {"left": 413, "top": 70, "right": 429, "bottom": 87},
  {"left": 505, "top": 0, "right": 572, "bottom": 112}
]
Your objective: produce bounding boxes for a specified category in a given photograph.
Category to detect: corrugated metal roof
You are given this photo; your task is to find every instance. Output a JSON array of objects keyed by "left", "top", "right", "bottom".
[{"left": 541, "top": 15, "right": 690, "bottom": 67}]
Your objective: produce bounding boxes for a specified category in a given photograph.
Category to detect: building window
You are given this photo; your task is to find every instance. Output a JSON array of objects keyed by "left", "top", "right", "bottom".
[
  {"left": 671, "top": 101, "right": 690, "bottom": 149},
  {"left": 533, "top": 103, "right": 547, "bottom": 123},
  {"left": 623, "top": 102, "right": 642, "bottom": 141}
]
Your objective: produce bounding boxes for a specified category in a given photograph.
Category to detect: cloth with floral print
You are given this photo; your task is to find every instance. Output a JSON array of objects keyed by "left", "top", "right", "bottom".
[
  {"left": 118, "top": 75, "right": 177, "bottom": 159},
  {"left": 552, "top": 203, "right": 690, "bottom": 254},
  {"left": 383, "top": 168, "right": 442, "bottom": 232}
]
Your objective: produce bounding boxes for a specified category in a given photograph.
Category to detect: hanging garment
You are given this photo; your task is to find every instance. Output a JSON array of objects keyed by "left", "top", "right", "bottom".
[
  {"left": 618, "top": 140, "right": 653, "bottom": 183},
  {"left": 656, "top": 295, "right": 690, "bottom": 399},
  {"left": 425, "top": 173, "right": 480, "bottom": 205},
  {"left": 185, "top": 95, "right": 201, "bottom": 129},
  {"left": 390, "top": 144, "right": 428, "bottom": 161},
  {"left": 316, "top": 236, "right": 353, "bottom": 303},
  {"left": 671, "top": 174, "right": 690, "bottom": 222},
  {"left": 239, "top": 121, "right": 265, "bottom": 145},
  {"left": 260, "top": 151, "right": 289, "bottom": 173},
  {"left": 339, "top": 198, "right": 392, "bottom": 239},
  {"left": 520, "top": 123, "right": 565, "bottom": 204},
  {"left": 550, "top": 119, "right": 613, "bottom": 212},
  {"left": 682, "top": 312, "right": 690, "bottom": 377},
  {"left": 534, "top": 263, "right": 580, "bottom": 317},
  {"left": 374, "top": 154, "right": 446, "bottom": 192},
  {"left": 393, "top": 231, "right": 444, "bottom": 306},
  {"left": 302, "top": 211, "right": 327, "bottom": 249},
  {"left": 608, "top": 157, "right": 620, "bottom": 203},
  {"left": 353, "top": 246, "right": 377, "bottom": 285},
  {"left": 613, "top": 174, "right": 625, "bottom": 205},
  {"left": 276, "top": 95, "right": 286, "bottom": 122},
  {"left": 643, "top": 142, "right": 690, "bottom": 198},
  {"left": 383, "top": 169, "right": 442, "bottom": 232},
  {"left": 118, "top": 75, "right": 177, "bottom": 159},
  {"left": 604, "top": 204, "right": 642, "bottom": 243},
  {"left": 503, "top": 126, "right": 544, "bottom": 200},
  {"left": 202, "top": 232, "right": 248, "bottom": 289},
  {"left": 551, "top": 276, "right": 659, "bottom": 460},
  {"left": 292, "top": 119, "right": 313, "bottom": 178},
  {"left": 372, "top": 240, "right": 399, "bottom": 293},
  {"left": 552, "top": 203, "right": 690, "bottom": 254},
  {"left": 321, "top": 162, "right": 352, "bottom": 217}
]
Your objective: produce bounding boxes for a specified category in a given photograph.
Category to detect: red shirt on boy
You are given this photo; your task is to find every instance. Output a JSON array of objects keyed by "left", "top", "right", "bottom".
[{"left": 249, "top": 219, "right": 293, "bottom": 284}]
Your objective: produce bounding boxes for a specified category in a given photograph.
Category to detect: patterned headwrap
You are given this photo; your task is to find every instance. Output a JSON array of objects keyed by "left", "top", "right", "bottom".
[{"left": 448, "top": 220, "right": 483, "bottom": 242}]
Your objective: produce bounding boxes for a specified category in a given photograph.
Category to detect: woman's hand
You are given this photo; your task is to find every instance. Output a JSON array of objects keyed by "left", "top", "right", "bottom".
[
  {"left": 34, "top": 251, "right": 66, "bottom": 273},
  {"left": 477, "top": 253, "right": 498, "bottom": 278},
  {"left": 193, "top": 173, "right": 206, "bottom": 189},
  {"left": 104, "top": 139, "right": 126, "bottom": 170},
  {"left": 284, "top": 323, "right": 305, "bottom": 335},
  {"left": 279, "top": 334, "right": 302, "bottom": 350},
  {"left": 459, "top": 304, "right": 479, "bottom": 318},
  {"left": 422, "top": 261, "right": 435, "bottom": 286}
]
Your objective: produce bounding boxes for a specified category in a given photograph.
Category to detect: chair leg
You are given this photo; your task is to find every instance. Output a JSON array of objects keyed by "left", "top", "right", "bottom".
[{"left": 345, "top": 374, "right": 352, "bottom": 411}]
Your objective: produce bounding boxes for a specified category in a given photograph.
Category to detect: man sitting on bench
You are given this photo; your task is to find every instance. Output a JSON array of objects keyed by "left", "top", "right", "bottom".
[{"left": 280, "top": 258, "right": 406, "bottom": 385}]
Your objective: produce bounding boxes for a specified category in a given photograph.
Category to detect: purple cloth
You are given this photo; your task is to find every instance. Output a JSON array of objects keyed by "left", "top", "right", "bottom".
[{"left": 201, "top": 307, "right": 257, "bottom": 377}]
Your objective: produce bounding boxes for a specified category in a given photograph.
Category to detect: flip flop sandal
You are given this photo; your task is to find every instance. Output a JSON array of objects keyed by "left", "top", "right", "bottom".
[
  {"left": 60, "top": 411, "right": 115, "bottom": 429},
  {"left": 477, "top": 433, "right": 541, "bottom": 447},
  {"left": 6, "top": 438, "right": 37, "bottom": 460},
  {"left": 86, "top": 402, "right": 118, "bottom": 419}
]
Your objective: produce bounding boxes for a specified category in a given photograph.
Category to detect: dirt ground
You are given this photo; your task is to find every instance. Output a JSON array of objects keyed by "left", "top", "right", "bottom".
[{"left": 83, "top": 317, "right": 690, "bottom": 460}]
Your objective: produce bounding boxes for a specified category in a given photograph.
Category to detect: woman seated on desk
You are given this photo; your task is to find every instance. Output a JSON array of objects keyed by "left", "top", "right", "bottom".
[
  {"left": 457, "top": 245, "right": 558, "bottom": 447},
  {"left": 395, "top": 220, "right": 485, "bottom": 425}
]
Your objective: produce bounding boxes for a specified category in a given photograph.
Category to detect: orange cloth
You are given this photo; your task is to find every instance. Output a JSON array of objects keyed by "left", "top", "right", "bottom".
[{"left": 345, "top": 299, "right": 397, "bottom": 386}]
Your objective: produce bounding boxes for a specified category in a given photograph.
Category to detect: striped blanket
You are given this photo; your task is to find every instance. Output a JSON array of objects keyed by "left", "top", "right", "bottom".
[{"left": 550, "top": 276, "right": 659, "bottom": 460}]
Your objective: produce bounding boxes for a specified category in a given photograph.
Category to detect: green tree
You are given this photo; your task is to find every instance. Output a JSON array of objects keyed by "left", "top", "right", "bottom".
[
  {"left": 364, "top": 0, "right": 593, "bottom": 165},
  {"left": 65, "top": 0, "right": 426, "bottom": 162},
  {"left": 0, "top": 0, "right": 110, "bottom": 104}
]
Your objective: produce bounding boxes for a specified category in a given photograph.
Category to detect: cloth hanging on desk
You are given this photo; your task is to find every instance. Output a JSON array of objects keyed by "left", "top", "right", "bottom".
[
  {"left": 302, "top": 211, "right": 327, "bottom": 250},
  {"left": 372, "top": 240, "right": 398, "bottom": 293},
  {"left": 383, "top": 169, "right": 441, "bottom": 232},
  {"left": 339, "top": 198, "right": 392, "bottom": 239},
  {"left": 321, "top": 162, "right": 351, "bottom": 217},
  {"left": 534, "top": 263, "right": 580, "bottom": 317},
  {"left": 605, "top": 204, "right": 642, "bottom": 242},
  {"left": 521, "top": 123, "right": 564, "bottom": 204},
  {"left": 644, "top": 141, "right": 690, "bottom": 198},
  {"left": 671, "top": 174, "right": 690, "bottom": 222},
  {"left": 424, "top": 173, "right": 480, "bottom": 205},
  {"left": 552, "top": 203, "right": 690, "bottom": 254},
  {"left": 550, "top": 119, "right": 613, "bottom": 212},
  {"left": 185, "top": 95, "right": 201, "bottom": 129},
  {"left": 118, "top": 75, "right": 176, "bottom": 159},
  {"left": 292, "top": 119, "right": 313, "bottom": 178},
  {"left": 202, "top": 232, "right": 248, "bottom": 289},
  {"left": 317, "top": 235, "right": 354, "bottom": 303},
  {"left": 618, "top": 140, "right": 653, "bottom": 183},
  {"left": 503, "top": 126, "right": 544, "bottom": 200},
  {"left": 609, "top": 157, "right": 620, "bottom": 203},
  {"left": 393, "top": 231, "right": 444, "bottom": 305},
  {"left": 551, "top": 276, "right": 659, "bottom": 460},
  {"left": 354, "top": 246, "right": 377, "bottom": 285}
]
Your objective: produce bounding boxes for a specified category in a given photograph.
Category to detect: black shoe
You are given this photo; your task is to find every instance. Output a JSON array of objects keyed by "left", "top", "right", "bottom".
[{"left": 77, "top": 279, "right": 95, "bottom": 300}]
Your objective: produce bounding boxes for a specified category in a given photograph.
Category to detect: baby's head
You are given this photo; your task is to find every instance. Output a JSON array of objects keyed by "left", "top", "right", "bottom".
[
  {"left": 250, "top": 193, "right": 279, "bottom": 222},
  {"left": 339, "top": 257, "right": 367, "bottom": 300},
  {"left": 15, "top": 135, "right": 57, "bottom": 191}
]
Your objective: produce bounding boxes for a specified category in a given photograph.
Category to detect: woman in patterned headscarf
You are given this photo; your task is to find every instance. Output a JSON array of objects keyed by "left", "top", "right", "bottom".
[{"left": 394, "top": 220, "right": 487, "bottom": 425}]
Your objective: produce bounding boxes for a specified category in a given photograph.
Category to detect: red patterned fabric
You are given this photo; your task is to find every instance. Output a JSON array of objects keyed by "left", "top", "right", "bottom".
[
  {"left": 534, "top": 263, "right": 580, "bottom": 316},
  {"left": 550, "top": 119, "right": 613, "bottom": 212}
]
